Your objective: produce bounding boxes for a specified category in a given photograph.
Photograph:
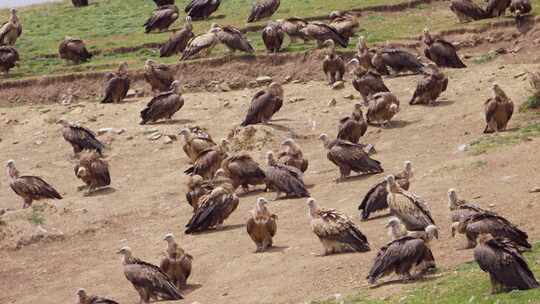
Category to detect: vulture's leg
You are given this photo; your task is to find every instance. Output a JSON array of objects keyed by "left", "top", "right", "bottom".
[
  {"left": 450, "top": 222, "right": 460, "bottom": 237},
  {"left": 22, "top": 198, "right": 32, "bottom": 209},
  {"left": 77, "top": 184, "right": 89, "bottom": 192},
  {"left": 490, "top": 276, "right": 502, "bottom": 294}
]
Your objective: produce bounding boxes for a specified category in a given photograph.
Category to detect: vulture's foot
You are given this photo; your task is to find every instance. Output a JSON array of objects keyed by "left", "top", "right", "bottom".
[{"left": 77, "top": 185, "right": 88, "bottom": 192}]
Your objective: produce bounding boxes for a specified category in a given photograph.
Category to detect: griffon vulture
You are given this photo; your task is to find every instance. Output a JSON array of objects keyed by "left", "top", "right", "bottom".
[
  {"left": 76, "top": 288, "right": 118, "bottom": 304},
  {"left": 240, "top": 82, "right": 284, "bottom": 126},
  {"left": 509, "top": 0, "right": 532, "bottom": 18},
  {"left": 447, "top": 189, "right": 494, "bottom": 242},
  {"left": 214, "top": 24, "right": 254, "bottom": 54},
  {"left": 221, "top": 153, "right": 266, "bottom": 192},
  {"left": 484, "top": 83, "right": 514, "bottom": 133},
  {"left": 372, "top": 47, "right": 424, "bottom": 75},
  {"left": 386, "top": 217, "right": 439, "bottom": 241},
  {"left": 355, "top": 36, "right": 375, "bottom": 70},
  {"left": 72, "top": 0, "right": 89, "bottom": 7},
  {"left": 154, "top": 0, "right": 175, "bottom": 6},
  {"left": 247, "top": 0, "right": 280, "bottom": 23},
  {"left": 276, "top": 17, "right": 309, "bottom": 44},
  {"left": 349, "top": 59, "right": 390, "bottom": 104},
  {"left": 423, "top": 29, "right": 466, "bottom": 68},
  {"left": 337, "top": 103, "right": 368, "bottom": 144},
  {"left": 140, "top": 81, "right": 184, "bottom": 125},
  {"left": 0, "top": 9, "right": 22, "bottom": 46},
  {"left": 144, "top": 4, "right": 179, "bottom": 33},
  {"left": 322, "top": 39, "right": 346, "bottom": 85},
  {"left": 58, "top": 120, "right": 105, "bottom": 156},
  {"left": 101, "top": 62, "right": 130, "bottom": 104},
  {"left": 59, "top": 37, "right": 92, "bottom": 64},
  {"left": 74, "top": 150, "right": 111, "bottom": 195},
  {"left": 0, "top": 46, "right": 19, "bottom": 76},
  {"left": 160, "top": 233, "right": 193, "bottom": 290},
  {"left": 160, "top": 16, "right": 194, "bottom": 57},
  {"left": 144, "top": 59, "right": 175, "bottom": 93},
  {"left": 366, "top": 92, "right": 400, "bottom": 127},
  {"left": 186, "top": 175, "right": 213, "bottom": 210},
  {"left": 179, "top": 128, "right": 217, "bottom": 163},
  {"left": 181, "top": 24, "right": 220, "bottom": 60},
  {"left": 184, "top": 139, "right": 228, "bottom": 179},
  {"left": 262, "top": 21, "right": 284, "bottom": 53},
  {"left": 277, "top": 138, "right": 308, "bottom": 173},
  {"left": 329, "top": 11, "right": 359, "bottom": 40},
  {"left": 265, "top": 151, "right": 309, "bottom": 200},
  {"left": 486, "top": 0, "right": 512, "bottom": 17},
  {"left": 450, "top": 0, "right": 487, "bottom": 22},
  {"left": 185, "top": 0, "right": 221, "bottom": 20},
  {"left": 410, "top": 64, "right": 448, "bottom": 105},
  {"left": 247, "top": 197, "right": 278, "bottom": 252},
  {"left": 300, "top": 22, "right": 348, "bottom": 48}
]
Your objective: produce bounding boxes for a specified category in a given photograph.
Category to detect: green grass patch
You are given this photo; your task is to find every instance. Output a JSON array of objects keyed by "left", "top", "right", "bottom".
[
  {"left": 473, "top": 51, "right": 498, "bottom": 65},
  {"left": 27, "top": 204, "right": 46, "bottom": 226},
  {"left": 470, "top": 122, "right": 540, "bottom": 155},
  {"left": 519, "top": 95, "right": 540, "bottom": 112}
]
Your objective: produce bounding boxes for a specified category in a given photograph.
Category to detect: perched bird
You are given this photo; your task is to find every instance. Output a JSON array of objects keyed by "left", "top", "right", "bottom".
[
  {"left": 509, "top": 0, "right": 532, "bottom": 20},
  {"left": 144, "top": 4, "right": 179, "bottom": 33},
  {"left": 74, "top": 150, "right": 111, "bottom": 195},
  {"left": 483, "top": 83, "right": 514, "bottom": 133},
  {"left": 300, "top": 22, "right": 348, "bottom": 48},
  {"left": 329, "top": 11, "right": 359, "bottom": 40},
  {"left": 247, "top": 0, "right": 281, "bottom": 23},
  {"left": 144, "top": 59, "right": 175, "bottom": 93},
  {"left": 221, "top": 153, "right": 266, "bottom": 192},
  {"left": 354, "top": 36, "right": 375, "bottom": 70},
  {"left": 72, "top": 0, "right": 89, "bottom": 7},
  {"left": 359, "top": 161, "right": 413, "bottom": 221},
  {"left": 179, "top": 128, "right": 217, "bottom": 163},
  {"left": 410, "top": 64, "right": 448, "bottom": 105},
  {"left": 181, "top": 24, "right": 220, "bottom": 60},
  {"left": 265, "top": 151, "right": 309, "bottom": 200},
  {"left": 240, "top": 82, "right": 284, "bottom": 126},
  {"left": 385, "top": 217, "right": 439, "bottom": 241},
  {"left": 349, "top": 59, "right": 390, "bottom": 104},
  {"left": 154, "top": 0, "right": 175, "bottom": 6},
  {"left": 450, "top": 0, "right": 488, "bottom": 22},
  {"left": 58, "top": 120, "right": 105, "bottom": 156},
  {"left": 423, "top": 28, "right": 466, "bottom": 68},
  {"left": 117, "top": 247, "right": 183, "bottom": 303},
  {"left": 246, "top": 198, "right": 278, "bottom": 252},
  {"left": 276, "top": 17, "right": 310, "bottom": 44},
  {"left": 371, "top": 47, "right": 424, "bottom": 75},
  {"left": 101, "top": 62, "right": 130, "bottom": 104},
  {"left": 474, "top": 235, "right": 539, "bottom": 294},
  {"left": 186, "top": 175, "right": 213, "bottom": 210},
  {"left": 308, "top": 198, "right": 370, "bottom": 255},
  {"left": 5, "top": 160, "right": 62, "bottom": 209},
  {"left": 184, "top": 138, "right": 228, "bottom": 180},
  {"left": 0, "top": 8, "right": 22, "bottom": 46},
  {"left": 160, "top": 233, "right": 193, "bottom": 290},
  {"left": 214, "top": 24, "right": 254, "bottom": 54},
  {"left": 160, "top": 16, "right": 194, "bottom": 57},
  {"left": 0, "top": 46, "right": 19, "bottom": 76},
  {"left": 319, "top": 134, "right": 383, "bottom": 182},
  {"left": 76, "top": 288, "right": 118, "bottom": 304},
  {"left": 262, "top": 21, "right": 285, "bottom": 53},
  {"left": 59, "top": 37, "right": 92, "bottom": 64},
  {"left": 277, "top": 138, "right": 308, "bottom": 173},
  {"left": 366, "top": 92, "right": 400, "bottom": 127},
  {"left": 447, "top": 189, "right": 493, "bottom": 243},
  {"left": 485, "top": 0, "right": 512, "bottom": 17},
  {"left": 322, "top": 39, "right": 345, "bottom": 85},
  {"left": 140, "top": 80, "right": 184, "bottom": 125},
  {"left": 185, "top": 0, "right": 221, "bottom": 20},
  {"left": 337, "top": 103, "right": 368, "bottom": 144}
]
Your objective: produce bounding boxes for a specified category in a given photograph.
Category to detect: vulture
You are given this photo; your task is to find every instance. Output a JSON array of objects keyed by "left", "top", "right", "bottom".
[
  {"left": 367, "top": 236, "right": 436, "bottom": 284},
  {"left": 386, "top": 175, "right": 435, "bottom": 232},
  {"left": 240, "top": 82, "right": 284, "bottom": 126},
  {"left": 144, "top": 4, "right": 179, "bottom": 33},
  {"left": 265, "top": 151, "right": 310, "bottom": 200},
  {"left": 366, "top": 92, "right": 400, "bottom": 127},
  {"left": 214, "top": 24, "right": 254, "bottom": 54},
  {"left": 101, "top": 62, "right": 130, "bottom": 104},
  {"left": 277, "top": 138, "right": 308, "bottom": 173},
  {"left": 58, "top": 120, "right": 105, "bottom": 156},
  {"left": 386, "top": 217, "right": 439, "bottom": 241},
  {"left": 154, "top": 0, "right": 175, "bottom": 6},
  {"left": 410, "top": 64, "right": 449, "bottom": 105},
  {"left": 144, "top": 59, "right": 175, "bottom": 93},
  {"left": 74, "top": 150, "right": 111, "bottom": 195},
  {"left": 329, "top": 11, "right": 360, "bottom": 40},
  {"left": 300, "top": 22, "right": 349, "bottom": 48},
  {"left": 355, "top": 36, "right": 375, "bottom": 70},
  {"left": 185, "top": 0, "right": 221, "bottom": 20},
  {"left": 0, "top": 9, "right": 22, "bottom": 46},
  {"left": 349, "top": 59, "right": 390, "bottom": 104},
  {"left": 447, "top": 189, "right": 494, "bottom": 242},
  {"left": 371, "top": 47, "right": 424, "bottom": 75},
  {"left": 0, "top": 46, "right": 19, "bottom": 76},
  {"left": 72, "top": 0, "right": 89, "bottom": 7},
  {"left": 276, "top": 17, "right": 310, "bottom": 44},
  {"left": 246, "top": 197, "right": 278, "bottom": 252},
  {"left": 76, "top": 288, "right": 118, "bottom": 304},
  {"left": 184, "top": 139, "right": 228, "bottom": 180},
  {"left": 186, "top": 175, "right": 213, "bottom": 211},
  {"left": 117, "top": 247, "right": 183, "bottom": 303},
  {"left": 159, "top": 16, "right": 194, "bottom": 57},
  {"left": 322, "top": 39, "right": 346, "bottom": 85},
  {"left": 423, "top": 28, "right": 466, "bottom": 68},
  {"left": 59, "top": 37, "right": 92, "bottom": 64},
  {"left": 185, "top": 171, "right": 240, "bottom": 233},
  {"left": 140, "top": 81, "right": 184, "bottom": 125},
  {"left": 337, "top": 103, "right": 368, "bottom": 144},
  {"left": 483, "top": 83, "right": 514, "bottom": 133},
  {"left": 221, "top": 153, "right": 266, "bottom": 192},
  {"left": 308, "top": 198, "right": 370, "bottom": 255},
  {"left": 509, "top": 0, "right": 532, "bottom": 18},
  {"left": 5, "top": 160, "right": 62, "bottom": 209},
  {"left": 179, "top": 128, "right": 217, "bottom": 163},
  {"left": 474, "top": 235, "right": 539, "bottom": 293},
  {"left": 319, "top": 134, "right": 383, "bottom": 182},
  {"left": 262, "top": 21, "right": 284, "bottom": 53},
  {"left": 450, "top": 0, "right": 488, "bottom": 22},
  {"left": 181, "top": 25, "right": 219, "bottom": 60},
  {"left": 485, "top": 0, "right": 512, "bottom": 17},
  {"left": 359, "top": 161, "right": 413, "bottom": 221},
  {"left": 247, "top": 0, "right": 281, "bottom": 23},
  {"left": 160, "top": 233, "right": 193, "bottom": 290}
]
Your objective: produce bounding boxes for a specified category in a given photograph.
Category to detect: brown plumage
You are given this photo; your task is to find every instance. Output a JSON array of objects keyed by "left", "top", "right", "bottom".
[
  {"left": 509, "top": 0, "right": 532, "bottom": 18},
  {"left": 185, "top": 0, "right": 221, "bottom": 20},
  {"left": 486, "top": 0, "right": 512, "bottom": 17},
  {"left": 366, "top": 92, "right": 400, "bottom": 127},
  {"left": 277, "top": 138, "right": 308, "bottom": 173},
  {"left": 72, "top": 0, "right": 89, "bottom": 7},
  {"left": 214, "top": 24, "right": 254, "bottom": 54},
  {"left": 144, "top": 59, "right": 175, "bottom": 93},
  {"left": 5, "top": 160, "right": 62, "bottom": 209},
  {"left": 117, "top": 247, "right": 183, "bottom": 303},
  {"left": 354, "top": 36, "right": 375, "bottom": 70},
  {"left": 349, "top": 59, "right": 390, "bottom": 104},
  {"left": 385, "top": 217, "right": 439, "bottom": 242},
  {"left": 240, "top": 82, "right": 284, "bottom": 126},
  {"left": 262, "top": 21, "right": 284, "bottom": 53},
  {"left": 59, "top": 36, "right": 92, "bottom": 64},
  {"left": 140, "top": 80, "right": 184, "bottom": 125},
  {"left": 154, "top": 0, "right": 175, "bottom": 7},
  {"left": 0, "top": 45, "right": 19, "bottom": 76},
  {"left": 410, "top": 64, "right": 448, "bottom": 105},
  {"left": 144, "top": 4, "right": 179, "bottom": 33},
  {"left": 447, "top": 189, "right": 494, "bottom": 241},
  {"left": 76, "top": 288, "right": 118, "bottom": 304},
  {"left": 450, "top": 0, "right": 488, "bottom": 22},
  {"left": 179, "top": 128, "right": 217, "bottom": 163},
  {"left": 483, "top": 83, "right": 514, "bottom": 133},
  {"left": 319, "top": 134, "right": 383, "bottom": 182},
  {"left": 423, "top": 29, "right": 466, "bottom": 68},
  {"left": 58, "top": 120, "right": 105, "bottom": 156},
  {"left": 276, "top": 17, "right": 310, "bottom": 44},
  {"left": 371, "top": 47, "right": 424, "bottom": 75},
  {"left": 247, "top": 0, "right": 280, "bottom": 23},
  {"left": 181, "top": 24, "right": 220, "bottom": 60},
  {"left": 265, "top": 151, "right": 309, "bottom": 200},
  {"left": 221, "top": 153, "right": 266, "bottom": 192},
  {"left": 337, "top": 103, "right": 368, "bottom": 143},
  {"left": 101, "top": 62, "right": 130, "bottom": 104},
  {"left": 300, "top": 22, "right": 348, "bottom": 48},
  {"left": 308, "top": 198, "right": 370, "bottom": 255},
  {"left": 322, "top": 39, "right": 345, "bottom": 85},
  {"left": 184, "top": 139, "right": 228, "bottom": 180},
  {"left": 247, "top": 198, "right": 278, "bottom": 252},
  {"left": 329, "top": 11, "right": 359, "bottom": 40},
  {"left": 0, "top": 9, "right": 22, "bottom": 46},
  {"left": 160, "top": 16, "right": 194, "bottom": 57},
  {"left": 74, "top": 150, "right": 111, "bottom": 195},
  {"left": 185, "top": 175, "right": 213, "bottom": 211},
  {"left": 160, "top": 234, "right": 193, "bottom": 290}
]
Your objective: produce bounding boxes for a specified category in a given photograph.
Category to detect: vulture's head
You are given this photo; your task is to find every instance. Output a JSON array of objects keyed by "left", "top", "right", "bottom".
[
  {"left": 118, "top": 62, "right": 128, "bottom": 75},
  {"left": 492, "top": 83, "right": 509, "bottom": 101},
  {"left": 256, "top": 197, "right": 269, "bottom": 214},
  {"left": 178, "top": 128, "right": 191, "bottom": 140},
  {"left": 447, "top": 189, "right": 459, "bottom": 209},
  {"left": 5, "top": 159, "right": 15, "bottom": 169},
  {"left": 116, "top": 247, "right": 133, "bottom": 262},
  {"left": 144, "top": 59, "right": 156, "bottom": 71},
  {"left": 190, "top": 175, "right": 204, "bottom": 187},
  {"left": 347, "top": 58, "right": 365, "bottom": 76},
  {"left": 329, "top": 11, "right": 341, "bottom": 19},
  {"left": 268, "top": 82, "right": 284, "bottom": 98},
  {"left": 353, "top": 102, "right": 363, "bottom": 112},
  {"left": 56, "top": 119, "right": 70, "bottom": 127},
  {"left": 266, "top": 151, "right": 276, "bottom": 165},
  {"left": 385, "top": 175, "right": 398, "bottom": 192},
  {"left": 425, "top": 225, "right": 439, "bottom": 241},
  {"left": 404, "top": 161, "right": 413, "bottom": 178},
  {"left": 307, "top": 197, "right": 319, "bottom": 218},
  {"left": 163, "top": 233, "right": 175, "bottom": 242},
  {"left": 384, "top": 217, "right": 402, "bottom": 228},
  {"left": 318, "top": 133, "right": 330, "bottom": 148},
  {"left": 385, "top": 217, "right": 406, "bottom": 239},
  {"left": 281, "top": 138, "right": 298, "bottom": 151},
  {"left": 214, "top": 168, "right": 227, "bottom": 178},
  {"left": 357, "top": 36, "right": 367, "bottom": 50},
  {"left": 209, "top": 23, "right": 221, "bottom": 33},
  {"left": 76, "top": 288, "right": 87, "bottom": 299},
  {"left": 389, "top": 103, "right": 399, "bottom": 115},
  {"left": 5, "top": 160, "right": 17, "bottom": 178},
  {"left": 10, "top": 8, "right": 17, "bottom": 15},
  {"left": 76, "top": 166, "right": 88, "bottom": 179},
  {"left": 170, "top": 80, "right": 181, "bottom": 94},
  {"left": 323, "top": 39, "right": 336, "bottom": 53},
  {"left": 424, "top": 63, "right": 440, "bottom": 75}
]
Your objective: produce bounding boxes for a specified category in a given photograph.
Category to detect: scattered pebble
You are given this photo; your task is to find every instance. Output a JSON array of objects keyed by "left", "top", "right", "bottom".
[
  {"left": 529, "top": 187, "right": 540, "bottom": 193},
  {"left": 328, "top": 98, "right": 337, "bottom": 107},
  {"left": 148, "top": 132, "right": 162, "bottom": 141},
  {"left": 256, "top": 76, "right": 272, "bottom": 85},
  {"left": 284, "top": 75, "right": 292, "bottom": 82},
  {"left": 343, "top": 94, "right": 355, "bottom": 100},
  {"left": 331, "top": 81, "right": 345, "bottom": 90},
  {"left": 457, "top": 144, "right": 469, "bottom": 152},
  {"left": 291, "top": 79, "right": 302, "bottom": 84}
]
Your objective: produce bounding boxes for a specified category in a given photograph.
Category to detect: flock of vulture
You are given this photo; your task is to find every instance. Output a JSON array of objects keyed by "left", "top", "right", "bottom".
[{"left": 1, "top": 0, "right": 538, "bottom": 303}]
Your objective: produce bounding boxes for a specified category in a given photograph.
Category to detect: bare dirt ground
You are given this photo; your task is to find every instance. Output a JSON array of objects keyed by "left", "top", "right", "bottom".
[{"left": 2, "top": 30, "right": 540, "bottom": 304}]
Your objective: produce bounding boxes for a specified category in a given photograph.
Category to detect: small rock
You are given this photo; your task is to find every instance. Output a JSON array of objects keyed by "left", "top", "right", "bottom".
[
  {"left": 284, "top": 75, "right": 292, "bottom": 82},
  {"left": 529, "top": 187, "right": 540, "bottom": 193},
  {"left": 34, "top": 140, "right": 43, "bottom": 146},
  {"left": 148, "top": 132, "right": 162, "bottom": 141},
  {"left": 248, "top": 81, "right": 258, "bottom": 88},
  {"left": 331, "top": 81, "right": 345, "bottom": 90},
  {"left": 87, "top": 115, "right": 98, "bottom": 122},
  {"left": 98, "top": 128, "right": 115, "bottom": 135},
  {"left": 115, "top": 128, "right": 126, "bottom": 135},
  {"left": 289, "top": 97, "right": 306, "bottom": 103},
  {"left": 328, "top": 98, "right": 337, "bottom": 107},
  {"left": 126, "top": 89, "right": 137, "bottom": 98},
  {"left": 291, "top": 79, "right": 302, "bottom": 84},
  {"left": 457, "top": 144, "right": 469, "bottom": 152},
  {"left": 256, "top": 76, "right": 272, "bottom": 85},
  {"left": 12, "top": 140, "right": 19, "bottom": 145},
  {"left": 223, "top": 101, "right": 231, "bottom": 108},
  {"left": 489, "top": 204, "right": 496, "bottom": 208},
  {"left": 322, "top": 110, "right": 329, "bottom": 113},
  {"left": 126, "top": 136, "right": 134, "bottom": 141},
  {"left": 163, "top": 136, "right": 173, "bottom": 144},
  {"left": 142, "top": 128, "right": 159, "bottom": 135},
  {"left": 343, "top": 94, "right": 355, "bottom": 100},
  {"left": 220, "top": 83, "right": 232, "bottom": 92},
  {"left": 40, "top": 109, "right": 51, "bottom": 114}
]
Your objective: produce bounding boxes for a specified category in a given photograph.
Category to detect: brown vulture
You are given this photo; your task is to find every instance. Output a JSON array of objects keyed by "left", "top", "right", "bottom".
[
  {"left": 386, "top": 217, "right": 439, "bottom": 241},
  {"left": 140, "top": 81, "right": 183, "bottom": 125},
  {"left": 486, "top": 0, "right": 512, "bottom": 17},
  {"left": 319, "top": 134, "right": 383, "bottom": 182},
  {"left": 214, "top": 24, "right": 254, "bottom": 54},
  {"left": 329, "top": 11, "right": 359, "bottom": 40},
  {"left": 423, "top": 29, "right": 466, "bottom": 68},
  {"left": 359, "top": 161, "right": 413, "bottom": 221},
  {"left": 58, "top": 120, "right": 105, "bottom": 156},
  {"left": 181, "top": 24, "right": 219, "bottom": 60},
  {"left": 76, "top": 288, "right": 118, "bottom": 304},
  {"left": 144, "top": 59, "right": 175, "bottom": 93},
  {"left": 277, "top": 138, "right": 308, "bottom": 173},
  {"left": 154, "top": 0, "right": 175, "bottom": 6},
  {"left": 221, "top": 153, "right": 266, "bottom": 192},
  {"left": 447, "top": 189, "right": 494, "bottom": 243},
  {"left": 300, "top": 22, "right": 349, "bottom": 48},
  {"left": 5, "top": 160, "right": 62, "bottom": 209},
  {"left": 74, "top": 150, "right": 111, "bottom": 195},
  {"left": 240, "top": 82, "right": 284, "bottom": 126},
  {"left": 366, "top": 92, "right": 400, "bottom": 127},
  {"left": 322, "top": 39, "right": 345, "bottom": 85},
  {"left": 308, "top": 198, "right": 370, "bottom": 255},
  {"left": 185, "top": 0, "right": 221, "bottom": 20},
  {"left": 354, "top": 36, "right": 374, "bottom": 70},
  {"left": 117, "top": 247, "right": 183, "bottom": 303},
  {"left": 247, "top": 0, "right": 281, "bottom": 23},
  {"left": 450, "top": 0, "right": 488, "bottom": 22},
  {"left": 372, "top": 47, "right": 424, "bottom": 75},
  {"left": 144, "top": 4, "right": 179, "bottom": 33},
  {"left": 101, "top": 62, "right": 130, "bottom": 104},
  {"left": 349, "top": 59, "right": 389, "bottom": 104},
  {"left": 179, "top": 128, "right": 217, "bottom": 163},
  {"left": 386, "top": 175, "right": 435, "bottom": 232},
  {"left": 483, "top": 83, "right": 514, "bottom": 133},
  {"left": 72, "top": 0, "right": 89, "bottom": 7},
  {"left": 410, "top": 64, "right": 448, "bottom": 105},
  {"left": 265, "top": 151, "right": 309, "bottom": 200},
  {"left": 246, "top": 197, "right": 278, "bottom": 252},
  {"left": 159, "top": 16, "right": 194, "bottom": 57},
  {"left": 510, "top": 0, "right": 532, "bottom": 19},
  {"left": 184, "top": 139, "right": 228, "bottom": 180},
  {"left": 474, "top": 235, "right": 539, "bottom": 293},
  {"left": 0, "top": 9, "right": 22, "bottom": 46},
  {"left": 276, "top": 17, "right": 310, "bottom": 44},
  {"left": 186, "top": 175, "right": 213, "bottom": 211},
  {"left": 337, "top": 103, "right": 368, "bottom": 144},
  {"left": 262, "top": 21, "right": 284, "bottom": 53},
  {"left": 160, "top": 233, "right": 193, "bottom": 290},
  {"left": 59, "top": 37, "right": 92, "bottom": 64},
  {"left": 0, "top": 46, "right": 19, "bottom": 76}
]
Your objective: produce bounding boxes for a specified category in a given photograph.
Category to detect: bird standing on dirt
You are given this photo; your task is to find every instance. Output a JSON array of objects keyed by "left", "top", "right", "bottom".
[
  {"left": 0, "top": 46, "right": 19, "bottom": 76},
  {"left": 179, "top": 128, "right": 217, "bottom": 163},
  {"left": 265, "top": 151, "right": 309, "bottom": 200},
  {"left": 247, "top": 0, "right": 281, "bottom": 23},
  {"left": 410, "top": 64, "right": 448, "bottom": 106},
  {"left": 144, "top": 59, "right": 175, "bottom": 93},
  {"left": 366, "top": 92, "right": 400, "bottom": 127},
  {"left": 160, "top": 233, "right": 193, "bottom": 290},
  {"left": 0, "top": 8, "right": 22, "bottom": 46},
  {"left": 371, "top": 47, "right": 424, "bottom": 75},
  {"left": 247, "top": 197, "right": 278, "bottom": 252},
  {"left": 144, "top": 4, "right": 179, "bottom": 33},
  {"left": 322, "top": 39, "right": 345, "bottom": 85},
  {"left": 240, "top": 82, "right": 284, "bottom": 126},
  {"left": 337, "top": 103, "right": 368, "bottom": 144},
  {"left": 76, "top": 288, "right": 118, "bottom": 304},
  {"left": 184, "top": 138, "right": 228, "bottom": 180},
  {"left": 349, "top": 58, "right": 390, "bottom": 104},
  {"left": 221, "top": 152, "right": 266, "bottom": 193},
  {"left": 181, "top": 24, "right": 220, "bottom": 60},
  {"left": 277, "top": 138, "right": 309, "bottom": 173},
  {"left": 483, "top": 83, "right": 514, "bottom": 133},
  {"left": 423, "top": 28, "right": 467, "bottom": 68},
  {"left": 185, "top": 0, "right": 221, "bottom": 20},
  {"left": 74, "top": 150, "right": 111, "bottom": 196},
  {"left": 213, "top": 24, "right": 254, "bottom": 54},
  {"left": 59, "top": 37, "right": 92, "bottom": 64},
  {"left": 101, "top": 62, "right": 130, "bottom": 104},
  {"left": 160, "top": 16, "right": 194, "bottom": 57},
  {"left": 447, "top": 188, "right": 493, "bottom": 240},
  {"left": 58, "top": 119, "right": 105, "bottom": 156},
  {"left": 140, "top": 80, "right": 184, "bottom": 125},
  {"left": 262, "top": 21, "right": 285, "bottom": 53}
]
